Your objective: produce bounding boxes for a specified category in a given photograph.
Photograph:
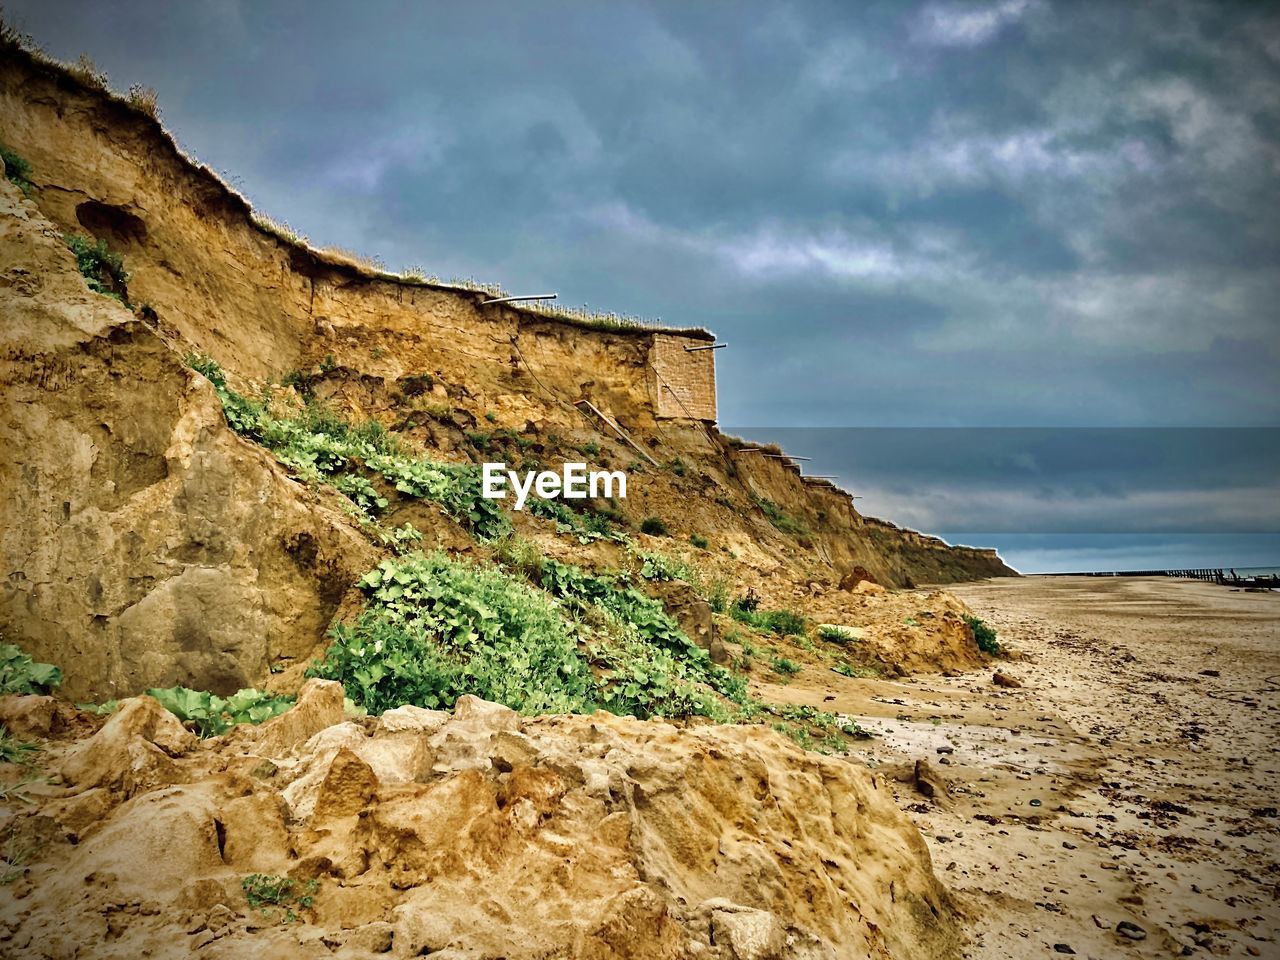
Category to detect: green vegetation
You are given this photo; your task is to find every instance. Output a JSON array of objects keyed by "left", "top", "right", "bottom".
[
  {"left": 818, "top": 625, "right": 859, "bottom": 645},
  {"left": 634, "top": 549, "right": 699, "bottom": 585},
  {"left": 1, "top": 144, "right": 33, "bottom": 196},
  {"left": 669, "top": 457, "right": 686, "bottom": 477},
  {"left": 706, "top": 578, "right": 729, "bottom": 613},
  {"left": 184, "top": 354, "right": 510, "bottom": 542},
  {"left": 0, "top": 726, "right": 38, "bottom": 766},
  {"left": 964, "top": 615, "right": 1002, "bottom": 655},
  {"left": 63, "top": 233, "right": 129, "bottom": 303},
  {"left": 730, "top": 601, "right": 808, "bottom": 637},
  {"left": 640, "top": 516, "right": 669, "bottom": 536},
  {"left": 689, "top": 533, "right": 709, "bottom": 550},
  {"left": 770, "top": 656, "right": 802, "bottom": 678},
  {"left": 0, "top": 643, "right": 62, "bottom": 695},
  {"left": 756, "top": 497, "right": 808, "bottom": 535},
  {"left": 579, "top": 439, "right": 600, "bottom": 457},
  {"left": 311, "top": 551, "right": 750, "bottom": 724},
  {"left": 144, "top": 686, "right": 294, "bottom": 738},
  {"left": 242, "top": 874, "right": 318, "bottom": 922},
  {"left": 526, "top": 497, "right": 626, "bottom": 545}
]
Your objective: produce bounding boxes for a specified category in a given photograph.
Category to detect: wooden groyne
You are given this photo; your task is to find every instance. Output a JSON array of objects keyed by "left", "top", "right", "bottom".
[{"left": 1041, "top": 569, "right": 1280, "bottom": 588}]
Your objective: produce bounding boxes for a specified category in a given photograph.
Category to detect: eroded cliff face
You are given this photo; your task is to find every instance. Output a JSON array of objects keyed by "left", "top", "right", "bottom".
[
  {"left": 0, "top": 178, "right": 379, "bottom": 700},
  {"left": 1, "top": 42, "right": 1012, "bottom": 701}
]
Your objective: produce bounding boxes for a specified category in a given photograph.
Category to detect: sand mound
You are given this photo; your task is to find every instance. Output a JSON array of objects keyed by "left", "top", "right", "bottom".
[{"left": 0, "top": 686, "right": 961, "bottom": 959}]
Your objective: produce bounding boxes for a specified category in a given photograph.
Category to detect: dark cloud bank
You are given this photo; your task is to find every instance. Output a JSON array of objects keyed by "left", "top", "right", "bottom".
[{"left": 8, "top": 0, "right": 1278, "bottom": 571}]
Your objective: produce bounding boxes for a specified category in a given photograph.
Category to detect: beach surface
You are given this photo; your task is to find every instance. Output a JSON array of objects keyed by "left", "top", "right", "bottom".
[
  {"left": 867, "top": 576, "right": 1280, "bottom": 958},
  {"left": 754, "top": 576, "right": 1280, "bottom": 957}
]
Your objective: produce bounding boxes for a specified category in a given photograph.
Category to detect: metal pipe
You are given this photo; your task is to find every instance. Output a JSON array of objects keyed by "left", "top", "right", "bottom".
[
  {"left": 480, "top": 293, "right": 558, "bottom": 305},
  {"left": 764, "top": 454, "right": 812, "bottom": 461},
  {"left": 684, "top": 343, "right": 727, "bottom": 352}
]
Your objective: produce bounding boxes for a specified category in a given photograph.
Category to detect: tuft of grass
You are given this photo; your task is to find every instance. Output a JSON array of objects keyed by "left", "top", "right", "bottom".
[
  {"left": 640, "top": 516, "right": 669, "bottom": 537},
  {"left": 689, "top": 533, "right": 709, "bottom": 550},
  {"left": 770, "top": 656, "right": 802, "bottom": 678},
  {"left": 818, "top": 625, "right": 859, "bottom": 645},
  {"left": 126, "top": 83, "right": 159, "bottom": 118},
  {"left": 731, "top": 602, "right": 808, "bottom": 638},
  {"left": 69, "top": 53, "right": 108, "bottom": 88}
]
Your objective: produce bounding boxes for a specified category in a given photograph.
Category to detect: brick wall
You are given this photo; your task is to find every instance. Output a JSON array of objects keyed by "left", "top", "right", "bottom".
[{"left": 649, "top": 334, "right": 717, "bottom": 421}]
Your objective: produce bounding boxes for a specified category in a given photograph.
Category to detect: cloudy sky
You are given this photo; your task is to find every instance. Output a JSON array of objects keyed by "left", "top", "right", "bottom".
[{"left": 8, "top": 0, "right": 1278, "bottom": 571}]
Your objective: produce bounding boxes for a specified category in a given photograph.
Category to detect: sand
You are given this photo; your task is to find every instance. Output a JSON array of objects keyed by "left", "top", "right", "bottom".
[{"left": 860, "top": 576, "right": 1279, "bottom": 958}]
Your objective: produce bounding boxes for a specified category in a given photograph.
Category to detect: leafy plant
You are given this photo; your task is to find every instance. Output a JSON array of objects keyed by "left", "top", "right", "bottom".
[
  {"left": 640, "top": 516, "right": 669, "bottom": 536},
  {"left": 64, "top": 233, "right": 129, "bottom": 303},
  {"left": 0, "top": 643, "right": 62, "bottom": 695},
  {"left": 964, "top": 615, "right": 1002, "bottom": 655},
  {"left": 689, "top": 533, "right": 709, "bottom": 550},
  {"left": 310, "top": 552, "right": 597, "bottom": 716},
  {"left": 145, "top": 686, "right": 293, "bottom": 738},
  {"left": 1, "top": 144, "right": 33, "bottom": 196},
  {"left": 634, "top": 549, "right": 700, "bottom": 586},
  {"left": 580, "top": 440, "right": 600, "bottom": 457}
]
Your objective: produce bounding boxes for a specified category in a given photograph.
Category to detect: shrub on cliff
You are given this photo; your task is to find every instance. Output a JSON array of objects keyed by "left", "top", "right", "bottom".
[
  {"left": 64, "top": 233, "right": 129, "bottom": 303},
  {"left": 964, "top": 615, "right": 1002, "bottom": 656}
]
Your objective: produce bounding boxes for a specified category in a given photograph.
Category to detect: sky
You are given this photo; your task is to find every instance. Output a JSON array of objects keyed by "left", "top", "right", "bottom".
[{"left": 6, "top": 0, "right": 1278, "bottom": 572}]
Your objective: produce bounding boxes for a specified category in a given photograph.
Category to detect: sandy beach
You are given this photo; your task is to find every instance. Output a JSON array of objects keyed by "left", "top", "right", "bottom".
[{"left": 868, "top": 576, "right": 1280, "bottom": 958}]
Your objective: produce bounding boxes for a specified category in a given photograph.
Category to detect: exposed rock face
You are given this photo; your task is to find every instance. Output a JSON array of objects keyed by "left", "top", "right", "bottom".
[
  {"left": 0, "top": 692, "right": 962, "bottom": 960},
  {"left": 0, "top": 180, "right": 378, "bottom": 700}
]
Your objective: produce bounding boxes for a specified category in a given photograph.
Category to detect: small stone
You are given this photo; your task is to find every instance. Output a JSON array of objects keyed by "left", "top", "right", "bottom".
[
  {"left": 1091, "top": 915, "right": 1109, "bottom": 929},
  {"left": 1115, "top": 920, "right": 1147, "bottom": 941},
  {"left": 1029, "top": 799, "right": 1042, "bottom": 807},
  {"left": 993, "top": 672, "right": 1022, "bottom": 689},
  {"left": 1053, "top": 945, "right": 1075, "bottom": 955},
  {"left": 1063, "top": 841, "right": 1077, "bottom": 849},
  {"left": 936, "top": 745, "right": 954, "bottom": 754}
]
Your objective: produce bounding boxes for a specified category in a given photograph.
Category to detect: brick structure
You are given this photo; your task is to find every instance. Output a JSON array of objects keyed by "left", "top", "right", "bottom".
[{"left": 649, "top": 333, "right": 717, "bottom": 421}]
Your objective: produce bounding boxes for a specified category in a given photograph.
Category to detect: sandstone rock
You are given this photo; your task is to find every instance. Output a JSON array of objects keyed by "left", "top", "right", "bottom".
[
  {"left": 249, "top": 678, "right": 345, "bottom": 757},
  {"left": 838, "top": 567, "right": 877, "bottom": 591},
  {"left": 59, "top": 696, "right": 196, "bottom": 796},
  {"left": 993, "top": 672, "right": 1022, "bottom": 689},
  {"left": 706, "top": 899, "right": 787, "bottom": 960},
  {"left": 855, "top": 580, "right": 888, "bottom": 596},
  {"left": 0, "top": 694, "right": 58, "bottom": 738},
  {"left": 2, "top": 694, "right": 962, "bottom": 958},
  {"left": 312, "top": 748, "right": 378, "bottom": 822}
]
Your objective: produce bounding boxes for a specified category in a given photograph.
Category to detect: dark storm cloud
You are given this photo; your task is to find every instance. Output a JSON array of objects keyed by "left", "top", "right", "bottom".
[{"left": 7, "top": 0, "right": 1278, "bottom": 568}]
